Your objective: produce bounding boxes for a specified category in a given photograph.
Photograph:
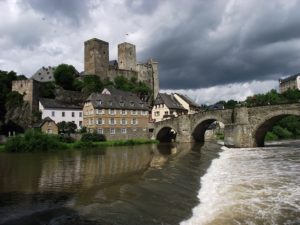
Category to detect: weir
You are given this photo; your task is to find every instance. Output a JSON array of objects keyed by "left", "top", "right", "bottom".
[{"left": 153, "top": 103, "right": 300, "bottom": 148}]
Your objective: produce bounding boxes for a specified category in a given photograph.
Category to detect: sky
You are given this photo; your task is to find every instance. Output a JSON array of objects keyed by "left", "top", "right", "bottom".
[{"left": 1, "top": 0, "right": 300, "bottom": 104}]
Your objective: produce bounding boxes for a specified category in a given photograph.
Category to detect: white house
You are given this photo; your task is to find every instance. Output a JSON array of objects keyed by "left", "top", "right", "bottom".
[
  {"left": 173, "top": 93, "right": 201, "bottom": 114},
  {"left": 152, "top": 93, "right": 187, "bottom": 122},
  {"left": 39, "top": 98, "right": 83, "bottom": 129}
]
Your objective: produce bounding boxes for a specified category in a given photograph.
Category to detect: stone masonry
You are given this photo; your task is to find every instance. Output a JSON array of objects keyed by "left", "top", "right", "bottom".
[
  {"left": 84, "top": 38, "right": 159, "bottom": 99},
  {"left": 153, "top": 103, "right": 300, "bottom": 148}
]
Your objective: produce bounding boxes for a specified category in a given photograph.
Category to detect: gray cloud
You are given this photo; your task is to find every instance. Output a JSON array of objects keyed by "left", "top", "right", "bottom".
[
  {"left": 1, "top": 0, "right": 300, "bottom": 92},
  {"left": 140, "top": 0, "right": 300, "bottom": 89},
  {"left": 24, "top": 0, "right": 90, "bottom": 25}
]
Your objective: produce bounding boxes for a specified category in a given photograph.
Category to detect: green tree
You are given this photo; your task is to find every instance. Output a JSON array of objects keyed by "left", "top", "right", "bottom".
[
  {"left": 5, "top": 91, "right": 24, "bottom": 109},
  {"left": 39, "top": 82, "right": 56, "bottom": 98},
  {"left": 82, "top": 75, "right": 103, "bottom": 95},
  {"left": 54, "top": 64, "right": 76, "bottom": 90},
  {"left": 57, "top": 121, "right": 77, "bottom": 134}
]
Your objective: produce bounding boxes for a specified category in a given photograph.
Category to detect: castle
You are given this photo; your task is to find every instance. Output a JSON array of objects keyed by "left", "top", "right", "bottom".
[{"left": 84, "top": 38, "right": 159, "bottom": 98}]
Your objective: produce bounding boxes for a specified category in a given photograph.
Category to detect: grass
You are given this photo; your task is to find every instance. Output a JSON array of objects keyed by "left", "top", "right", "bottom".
[
  {"left": 68, "top": 139, "right": 159, "bottom": 149},
  {"left": 0, "top": 144, "right": 5, "bottom": 152}
]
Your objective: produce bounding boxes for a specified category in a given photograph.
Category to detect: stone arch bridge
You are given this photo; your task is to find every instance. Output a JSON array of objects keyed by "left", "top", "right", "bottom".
[{"left": 153, "top": 103, "right": 300, "bottom": 148}]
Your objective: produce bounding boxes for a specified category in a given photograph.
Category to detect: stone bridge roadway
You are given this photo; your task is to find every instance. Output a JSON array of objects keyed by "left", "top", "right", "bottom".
[{"left": 152, "top": 103, "right": 300, "bottom": 148}]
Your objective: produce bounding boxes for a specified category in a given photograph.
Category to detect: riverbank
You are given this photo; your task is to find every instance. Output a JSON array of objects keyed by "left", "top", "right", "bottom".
[{"left": 2, "top": 130, "right": 159, "bottom": 152}]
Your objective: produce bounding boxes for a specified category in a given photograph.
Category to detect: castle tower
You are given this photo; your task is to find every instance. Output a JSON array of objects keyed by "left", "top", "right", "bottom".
[
  {"left": 84, "top": 38, "right": 109, "bottom": 77},
  {"left": 118, "top": 42, "right": 136, "bottom": 71}
]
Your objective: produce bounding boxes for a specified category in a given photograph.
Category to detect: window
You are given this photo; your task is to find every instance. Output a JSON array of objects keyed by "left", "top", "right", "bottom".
[
  {"left": 72, "top": 112, "right": 75, "bottom": 117},
  {"left": 120, "top": 118, "right": 127, "bottom": 125},
  {"left": 79, "top": 112, "right": 82, "bottom": 117},
  {"left": 109, "top": 101, "right": 113, "bottom": 106},
  {"left": 79, "top": 121, "right": 82, "bottom": 127},
  {"left": 109, "top": 118, "right": 115, "bottom": 125},
  {"left": 62, "top": 112, "right": 65, "bottom": 117},
  {"left": 121, "top": 128, "right": 127, "bottom": 134},
  {"left": 51, "top": 111, "right": 55, "bottom": 117},
  {"left": 130, "top": 102, "right": 134, "bottom": 106},
  {"left": 131, "top": 110, "right": 137, "bottom": 115},
  {"left": 165, "top": 111, "right": 168, "bottom": 115},
  {"left": 132, "top": 128, "right": 137, "bottom": 132},
  {"left": 97, "top": 128, "right": 103, "bottom": 134},
  {"left": 96, "top": 109, "right": 105, "bottom": 114},
  {"left": 110, "top": 128, "right": 115, "bottom": 134},
  {"left": 97, "top": 118, "right": 104, "bottom": 125},
  {"left": 120, "top": 101, "right": 125, "bottom": 106},
  {"left": 89, "top": 119, "right": 93, "bottom": 125},
  {"left": 142, "top": 111, "right": 148, "bottom": 116},
  {"left": 131, "top": 118, "right": 138, "bottom": 125},
  {"left": 109, "top": 109, "right": 116, "bottom": 115},
  {"left": 120, "top": 109, "right": 127, "bottom": 115},
  {"left": 97, "top": 100, "right": 102, "bottom": 105},
  {"left": 155, "top": 111, "right": 160, "bottom": 117},
  {"left": 143, "top": 128, "right": 147, "bottom": 131}
]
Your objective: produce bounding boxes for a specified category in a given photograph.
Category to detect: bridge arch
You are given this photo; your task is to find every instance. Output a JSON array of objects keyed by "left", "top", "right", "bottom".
[
  {"left": 192, "top": 116, "right": 226, "bottom": 142},
  {"left": 253, "top": 110, "right": 300, "bottom": 147},
  {"left": 155, "top": 125, "right": 178, "bottom": 143}
]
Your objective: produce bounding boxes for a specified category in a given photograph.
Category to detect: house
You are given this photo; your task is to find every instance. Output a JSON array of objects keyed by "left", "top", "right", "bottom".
[
  {"left": 33, "top": 117, "right": 58, "bottom": 134},
  {"left": 83, "top": 88, "right": 150, "bottom": 140},
  {"left": 152, "top": 93, "right": 188, "bottom": 122},
  {"left": 39, "top": 98, "right": 83, "bottom": 129},
  {"left": 279, "top": 73, "right": 300, "bottom": 93},
  {"left": 173, "top": 93, "right": 201, "bottom": 114}
]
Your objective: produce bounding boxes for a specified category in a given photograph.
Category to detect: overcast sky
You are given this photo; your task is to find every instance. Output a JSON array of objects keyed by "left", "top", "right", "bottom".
[{"left": 1, "top": 0, "right": 300, "bottom": 104}]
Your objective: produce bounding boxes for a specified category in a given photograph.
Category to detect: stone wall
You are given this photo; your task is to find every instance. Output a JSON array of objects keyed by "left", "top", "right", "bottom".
[
  {"left": 154, "top": 104, "right": 300, "bottom": 147},
  {"left": 11, "top": 79, "right": 39, "bottom": 113},
  {"left": 84, "top": 38, "right": 109, "bottom": 76}
]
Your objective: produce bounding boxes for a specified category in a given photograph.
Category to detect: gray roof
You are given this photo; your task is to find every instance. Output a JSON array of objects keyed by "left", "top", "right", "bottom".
[
  {"left": 33, "top": 117, "right": 55, "bottom": 128},
  {"left": 86, "top": 90, "right": 149, "bottom": 110},
  {"left": 175, "top": 93, "right": 200, "bottom": 108},
  {"left": 39, "top": 98, "right": 82, "bottom": 110},
  {"left": 31, "top": 66, "right": 56, "bottom": 82},
  {"left": 154, "top": 93, "right": 187, "bottom": 111},
  {"left": 280, "top": 73, "right": 300, "bottom": 83}
]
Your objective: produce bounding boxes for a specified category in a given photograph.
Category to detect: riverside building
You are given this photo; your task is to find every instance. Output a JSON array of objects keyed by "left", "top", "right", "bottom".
[{"left": 83, "top": 88, "right": 150, "bottom": 140}]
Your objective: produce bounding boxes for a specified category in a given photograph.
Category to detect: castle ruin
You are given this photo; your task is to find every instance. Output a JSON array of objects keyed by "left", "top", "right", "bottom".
[{"left": 84, "top": 38, "right": 159, "bottom": 98}]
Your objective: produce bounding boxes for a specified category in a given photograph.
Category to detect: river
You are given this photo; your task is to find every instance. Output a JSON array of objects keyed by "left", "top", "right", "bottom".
[{"left": 0, "top": 141, "right": 299, "bottom": 225}]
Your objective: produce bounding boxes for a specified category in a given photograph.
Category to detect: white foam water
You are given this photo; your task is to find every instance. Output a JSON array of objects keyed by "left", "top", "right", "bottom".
[{"left": 181, "top": 143, "right": 300, "bottom": 225}]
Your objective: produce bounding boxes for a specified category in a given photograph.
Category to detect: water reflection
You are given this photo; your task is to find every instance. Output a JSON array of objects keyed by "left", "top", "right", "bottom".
[{"left": 0, "top": 143, "right": 221, "bottom": 225}]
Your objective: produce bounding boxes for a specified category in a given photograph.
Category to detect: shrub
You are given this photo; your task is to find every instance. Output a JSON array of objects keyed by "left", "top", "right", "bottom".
[
  {"left": 272, "top": 125, "right": 293, "bottom": 139},
  {"left": 81, "top": 133, "right": 106, "bottom": 142},
  {"left": 265, "top": 132, "right": 278, "bottom": 141},
  {"left": 5, "top": 130, "right": 65, "bottom": 152},
  {"left": 58, "top": 135, "right": 75, "bottom": 143}
]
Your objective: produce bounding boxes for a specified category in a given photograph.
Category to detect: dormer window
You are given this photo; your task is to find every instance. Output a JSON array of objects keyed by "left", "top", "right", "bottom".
[
  {"left": 140, "top": 103, "right": 144, "bottom": 107},
  {"left": 97, "top": 100, "right": 102, "bottom": 105},
  {"left": 130, "top": 102, "right": 134, "bottom": 106},
  {"left": 120, "top": 101, "right": 124, "bottom": 106},
  {"left": 109, "top": 101, "right": 113, "bottom": 106}
]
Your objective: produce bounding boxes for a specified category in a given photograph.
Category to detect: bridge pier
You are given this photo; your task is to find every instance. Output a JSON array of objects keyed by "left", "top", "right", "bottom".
[
  {"left": 224, "top": 107, "right": 253, "bottom": 148},
  {"left": 224, "top": 124, "right": 253, "bottom": 148}
]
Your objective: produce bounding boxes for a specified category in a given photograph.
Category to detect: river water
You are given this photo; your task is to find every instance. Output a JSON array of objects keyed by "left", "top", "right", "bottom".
[{"left": 0, "top": 141, "right": 299, "bottom": 225}]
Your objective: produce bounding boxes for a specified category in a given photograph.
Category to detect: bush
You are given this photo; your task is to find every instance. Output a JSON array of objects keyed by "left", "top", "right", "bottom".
[
  {"left": 58, "top": 135, "right": 75, "bottom": 143},
  {"left": 265, "top": 132, "right": 278, "bottom": 141},
  {"left": 272, "top": 125, "right": 293, "bottom": 139},
  {"left": 5, "top": 130, "right": 65, "bottom": 152},
  {"left": 81, "top": 133, "right": 106, "bottom": 142}
]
